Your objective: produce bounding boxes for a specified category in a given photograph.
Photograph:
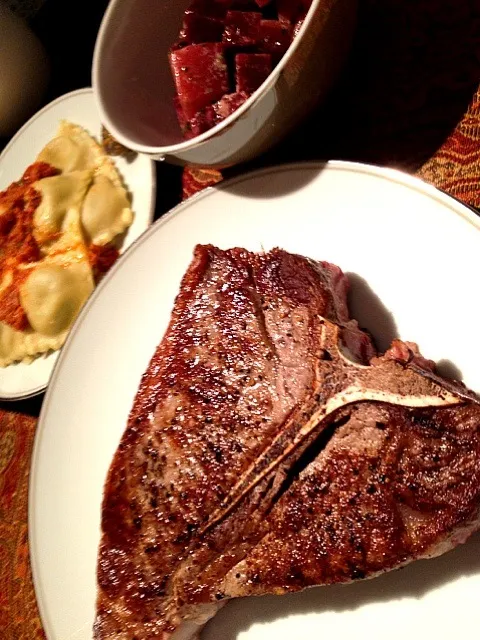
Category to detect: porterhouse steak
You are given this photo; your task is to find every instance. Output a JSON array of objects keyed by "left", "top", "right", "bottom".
[{"left": 95, "top": 245, "right": 480, "bottom": 640}]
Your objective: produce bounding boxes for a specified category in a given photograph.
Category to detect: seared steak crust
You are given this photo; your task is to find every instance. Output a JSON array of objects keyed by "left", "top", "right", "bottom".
[
  {"left": 95, "top": 245, "right": 371, "bottom": 639},
  {"left": 218, "top": 403, "right": 480, "bottom": 596},
  {"left": 95, "top": 246, "right": 480, "bottom": 640}
]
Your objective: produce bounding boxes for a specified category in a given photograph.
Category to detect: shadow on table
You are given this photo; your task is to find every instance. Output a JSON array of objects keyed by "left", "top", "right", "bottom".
[
  {"left": 230, "top": 0, "right": 480, "bottom": 179},
  {"left": 204, "top": 532, "right": 480, "bottom": 640},
  {"left": 0, "top": 394, "right": 44, "bottom": 418}
]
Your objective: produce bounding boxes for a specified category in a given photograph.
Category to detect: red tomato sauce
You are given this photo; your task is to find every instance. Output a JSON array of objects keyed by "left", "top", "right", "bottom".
[
  {"left": 0, "top": 162, "right": 59, "bottom": 329},
  {"left": 89, "top": 243, "right": 120, "bottom": 283},
  {"left": 0, "top": 161, "right": 123, "bottom": 332}
]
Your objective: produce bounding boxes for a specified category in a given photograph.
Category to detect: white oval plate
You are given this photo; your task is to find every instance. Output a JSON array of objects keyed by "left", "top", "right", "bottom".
[
  {"left": 30, "top": 162, "right": 480, "bottom": 640},
  {"left": 0, "top": 87, "right": 156, "bottom": 401}
]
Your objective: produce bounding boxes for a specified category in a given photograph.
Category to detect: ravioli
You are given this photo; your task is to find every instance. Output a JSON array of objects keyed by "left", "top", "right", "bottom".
[
  {"left": 0, "top": 207, "right": 95, "bottom": 367},
  {"left": 37, "top": 120, "right": 104, "bottom": 173},
  {"left": 20, "top": 262, "right": 93, "bottom": 335},
  {"left": 33, "top": 170, "right": 93, "bottom": 248},
  {"left": 81, "top": 175, "right": 133, "bottom": 245},
  {"left": 0, "top": 120, "right": 135, "bottom": 367},
  {"left": 0, "top": 321, "right": 68, "bottom": 368},
  {"left": 36, "top": 120, "right": 134, "bottom": 247}
]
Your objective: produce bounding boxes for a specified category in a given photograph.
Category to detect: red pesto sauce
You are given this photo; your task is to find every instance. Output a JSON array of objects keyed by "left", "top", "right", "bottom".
[{"left": 0, "top": 161, "right": 120, "bottom": 331}]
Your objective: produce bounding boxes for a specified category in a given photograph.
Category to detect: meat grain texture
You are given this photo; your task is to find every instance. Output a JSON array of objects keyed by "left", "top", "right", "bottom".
[{"left": 95, "top": 246, "right": 480, "bottom": 640}]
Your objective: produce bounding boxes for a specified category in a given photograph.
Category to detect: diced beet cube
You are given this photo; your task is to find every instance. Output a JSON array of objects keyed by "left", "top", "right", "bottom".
[
  {"left": 235, "top": 53, "right": 272, "bottom": 93},
  {"left": 254, "top": 0, "right": 272, "bottom": 6},
  {"left": 169, "top": 43, "right": 230, "bottom": 120},
  {"left": 222, "top": 11, "right": 262, "bottom": 48},
  {"left": 230, "top": 0, "right": 257, "bottom": 8},
  {"left": 259, "top": 20, "right": 292, "bottom": 58},
  {"left": 170, "top": 40, "right": 189, "bottom": 51},
  {"left": 293, "top": 15, "right": 305, "bottom": 38},
  {"left": 187, "top": 105, "right": 217, "bottom": 137},
  {"left": 188, "top": 0, "right": 231, "bottom": 19},
  {"left": 277, "top": 0, "right": 296, "bottom": 23},
  {"left": 174, "top": 96, "right": 189, "bottom": 134},
  {"left": 212, "top": 91, "right": 250, "bottom": 120},
  {"left": 277, "top": 0, "right": 312, "bottom": 24},
  {"left": 180, "top": 13, "right": 224, "bottom": 44}
]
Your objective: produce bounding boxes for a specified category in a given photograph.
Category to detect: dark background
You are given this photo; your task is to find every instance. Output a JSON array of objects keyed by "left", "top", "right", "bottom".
[
  {"left": 5, "top": 0, "right": 480, "bottom": 210},
  {"left": 6, "top": 0, "right": 480, "bottom": 206}
]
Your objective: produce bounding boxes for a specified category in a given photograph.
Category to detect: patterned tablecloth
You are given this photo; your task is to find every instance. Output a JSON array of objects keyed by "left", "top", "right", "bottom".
[{"left": 1, "top": 0, "right": 480, "bottom": 638}]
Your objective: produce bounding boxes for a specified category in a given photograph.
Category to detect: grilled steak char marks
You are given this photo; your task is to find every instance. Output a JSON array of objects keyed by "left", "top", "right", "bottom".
[
  {"left": 218, "top": 403, "right": 480, "bottom": 596},
  {"left": 95, "top": 245, "right": 371, "bottom": 639},
  {"left": 199, "top": 319, "right": 471, "bottom": 536},
  {"left": 172, "top": 325, "right": 479, "bottom": 614},
  {"left": 95, "top": 245, "right": 480, "bottom": 640}
]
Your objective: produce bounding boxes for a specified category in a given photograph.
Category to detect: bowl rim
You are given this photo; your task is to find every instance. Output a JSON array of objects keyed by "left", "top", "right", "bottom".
[{"left": 92, "top": 0, "right": 335, "bottom": 156}]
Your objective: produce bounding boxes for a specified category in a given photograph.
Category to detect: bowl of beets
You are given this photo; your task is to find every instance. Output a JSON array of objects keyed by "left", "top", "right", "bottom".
[{"left": 93, "top": 0, "right": 357, "bottom": 168}]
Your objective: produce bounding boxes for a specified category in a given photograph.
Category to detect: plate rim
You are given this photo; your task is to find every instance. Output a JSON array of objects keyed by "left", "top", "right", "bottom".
[
  {"left": 0, "top": 87, "right": 157, "bottom": 402},
  {"left": 29, "top": 159, "right": 480, "bottom": 640}
]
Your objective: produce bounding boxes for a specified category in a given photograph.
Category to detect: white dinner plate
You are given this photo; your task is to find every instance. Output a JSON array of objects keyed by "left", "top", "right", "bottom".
[
  {"left": 0, "top": 87, "right": 156, "bottom": 401},
  {"left": 30, "top": 162, "right": 480, "bottom": 640}
]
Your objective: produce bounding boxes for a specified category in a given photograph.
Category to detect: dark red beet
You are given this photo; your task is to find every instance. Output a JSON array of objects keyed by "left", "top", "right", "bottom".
[
  {"left": 188, "top": 0, "right": 232, "bottom": 19},
  {"left": 212, "top": 91, "right": 250, "bottom": 120},
  {"left": 185, "top": 92, "right": 250, "bottom": 138},
  {"left": 235, "top": 53, "right": 272, "bottom": 92},
  {"left": 230, "top": 0, "right": 258, "bottom": 8},
  {"left": 179, "top": 13, "right": 224, "bottom": 44},
  {"left": 170, "top": 0, "right": 302, "bottom": 138},
  {"left": 169, "top": 43, "right": 229, "bottom": 120},
  {"left": 259, "top": 19, "right": 292, "bottom": 59},
  {"left": 277, "top": 0, "right": 312, "bottom": 24},
  {"left": 293, "top": 14, "right": 306, "bottom": 38},
  {"left": 174, "top": 96, "right": 189, "bottom": 135},
  {"left": 187, "top": 105, "right": 218, "bottom": 137},
  {"left": 222, "top": 11, "right": 262, "bottom": 47}
]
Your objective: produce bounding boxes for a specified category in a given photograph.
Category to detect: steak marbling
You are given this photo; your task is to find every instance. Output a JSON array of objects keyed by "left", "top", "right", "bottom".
[{"left": 95, "top": 245, "right": 480, "bottom": 640}]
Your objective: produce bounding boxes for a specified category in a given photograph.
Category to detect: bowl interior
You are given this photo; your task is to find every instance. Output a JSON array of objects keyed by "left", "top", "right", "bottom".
[{"left": 95, "top": 0, "right": 191, "bottom": 148}]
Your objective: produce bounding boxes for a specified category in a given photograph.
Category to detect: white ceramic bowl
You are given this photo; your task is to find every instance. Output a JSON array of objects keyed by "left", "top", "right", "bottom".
[{"left": 93, "top": 0, "right": 357, "bottom": 168}]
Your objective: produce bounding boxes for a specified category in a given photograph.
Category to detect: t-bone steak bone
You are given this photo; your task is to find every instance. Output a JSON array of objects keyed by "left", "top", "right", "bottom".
[{"left": 94, "top": 245, "right": 480, "bottom": 640}]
